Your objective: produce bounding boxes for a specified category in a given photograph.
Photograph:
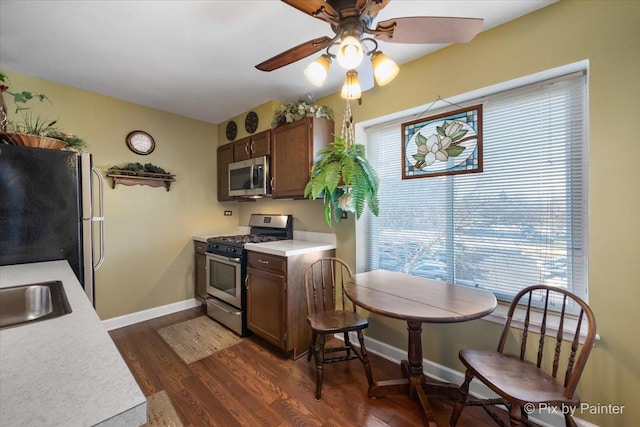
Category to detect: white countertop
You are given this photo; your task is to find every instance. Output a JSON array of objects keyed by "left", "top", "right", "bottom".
[
  {"left": 0, "top": 261, "right": 147, "bottom": 427},
  {"left": 245, "top": 239, "right": 336, "bottom": 257}
]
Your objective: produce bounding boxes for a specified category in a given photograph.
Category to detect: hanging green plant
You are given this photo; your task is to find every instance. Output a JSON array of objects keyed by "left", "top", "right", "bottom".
[{"left": 304, "top": 136, "right": 379, "bottom": 226}]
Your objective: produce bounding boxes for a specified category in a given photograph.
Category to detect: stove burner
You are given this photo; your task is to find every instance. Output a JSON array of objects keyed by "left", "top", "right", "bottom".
[{"left": 212, "top": 234, "right": 284, "bottom": 245}]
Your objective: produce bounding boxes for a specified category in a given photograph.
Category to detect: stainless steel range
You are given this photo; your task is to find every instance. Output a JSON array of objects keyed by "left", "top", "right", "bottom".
[{"left": 205, "top": 214, "right": 293, "bottom": 336}]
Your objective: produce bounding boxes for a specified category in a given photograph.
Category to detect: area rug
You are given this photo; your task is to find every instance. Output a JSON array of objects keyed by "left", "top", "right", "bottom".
[
  {"left": 144, "top": 390, "right": 184, "bottom": 427},
  {"left": 157, "top": 316, "right": 242, "bottom": 364}
]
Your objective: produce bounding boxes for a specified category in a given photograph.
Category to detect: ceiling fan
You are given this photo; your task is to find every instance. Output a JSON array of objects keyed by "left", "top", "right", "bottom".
[{"left": 256, "top": 0, "right": 484, "bottom": 98}]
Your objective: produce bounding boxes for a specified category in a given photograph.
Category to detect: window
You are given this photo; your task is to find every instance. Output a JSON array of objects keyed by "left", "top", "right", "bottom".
[{"left": 361, "top": 71, "right": 587, "bottom": 306}]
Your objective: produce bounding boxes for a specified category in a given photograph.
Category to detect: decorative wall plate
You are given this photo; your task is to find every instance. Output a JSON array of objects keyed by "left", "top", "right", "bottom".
[
  {"left": 245, "top": 111, "right": 259, "bottom": 134},
  {"left": 226, "top": 121, "right": 238, "bottom": 141}
]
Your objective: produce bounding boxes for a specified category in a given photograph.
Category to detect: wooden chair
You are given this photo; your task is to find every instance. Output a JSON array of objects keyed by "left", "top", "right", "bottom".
[
  {"left": 450, "top": 285, "right": 596, "bottom": 427},
  {"left": 303, "top": 257, "right": 374, "bottom": 400}
]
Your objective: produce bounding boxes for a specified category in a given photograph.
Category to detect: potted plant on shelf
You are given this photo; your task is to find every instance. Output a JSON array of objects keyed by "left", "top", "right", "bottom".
[
  {"left": 304, "top": 136, "right": 379, "bottom": 226},
  {"left": 272, "top": 98, "right": 333, "bottom": 128},
  {"left": 0, "top": 70, "right": 87, "bottom": 151}
]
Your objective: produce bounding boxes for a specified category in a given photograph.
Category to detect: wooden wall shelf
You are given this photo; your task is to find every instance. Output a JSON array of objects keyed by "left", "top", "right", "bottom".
[{"left": 106, "top": 171, "right": 176, "bottom": 191}]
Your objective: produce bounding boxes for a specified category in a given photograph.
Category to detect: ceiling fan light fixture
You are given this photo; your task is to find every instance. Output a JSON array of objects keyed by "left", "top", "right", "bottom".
[
  {"left": 336, "top": 35, "right": 364, "bottom": 70},
  {"left": 304, "top": 55, "right": 332, "bottom": 87},
  {"left": 371, "top": 51, "right": 399, "bottom": 86},
  {"left": 341, "top": 70, "right": 362, "bottom": 100}
]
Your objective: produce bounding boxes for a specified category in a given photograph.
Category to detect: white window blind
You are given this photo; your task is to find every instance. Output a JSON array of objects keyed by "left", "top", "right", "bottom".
[{"left": 363, "top": 72, "right": 587, "bottom": 305}]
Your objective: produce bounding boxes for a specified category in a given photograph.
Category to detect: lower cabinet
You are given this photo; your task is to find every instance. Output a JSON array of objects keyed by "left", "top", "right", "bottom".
[
  {"left": 246, "top": 248, "right": 335, "bottom": 359},
  {"left": 194, "top": 240, "right": 208, "bottom": 303}
]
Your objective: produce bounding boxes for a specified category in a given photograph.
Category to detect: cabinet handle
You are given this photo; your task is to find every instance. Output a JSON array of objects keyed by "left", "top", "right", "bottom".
[
  {"left": 258, "top": 259, "right": 269, "bottom": 264},
  {"left": 250, "top": 140, "right": 255, "bottom": 153},
  {"left": 270, "top": 177, "right": 275, "bottom": 192},
  {"left": 244, "top": 143, "right": 250, "bottom": 156},
  {"left": 245, "top": 276, "right": 249, "bottom": 290}
]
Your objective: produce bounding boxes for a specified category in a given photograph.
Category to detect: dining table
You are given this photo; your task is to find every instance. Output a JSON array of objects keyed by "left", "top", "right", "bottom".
[{"left": 344, "top": 270, "right": 497, "bottom": 427}]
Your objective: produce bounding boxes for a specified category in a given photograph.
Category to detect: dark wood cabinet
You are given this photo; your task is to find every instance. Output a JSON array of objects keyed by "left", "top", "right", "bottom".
[
  {"left": 271, "top": 117, "right": 333, "bottom": 199},
  {"left": 246, "top": 248, "right": 335, "bottom": 359},
  {"left": 233, "top": 130, "right": 271, "bottom": 161},
  {"left": 217, "top": 143, "right": 234, "bottom": 202},
  {"left": 193, "top": 241, "right": 208, "bottom": 303}
]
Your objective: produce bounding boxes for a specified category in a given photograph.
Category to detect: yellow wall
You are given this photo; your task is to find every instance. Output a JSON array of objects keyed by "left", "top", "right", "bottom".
[{"left": 2, "top": 71, "right": 237, "bottom": 319}]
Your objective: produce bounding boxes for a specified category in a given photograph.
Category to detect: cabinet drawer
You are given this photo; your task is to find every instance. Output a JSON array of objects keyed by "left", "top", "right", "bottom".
[
  {"left": 247, "top": 251, "right": 286, "bottom": 274},
  {"left": 194, "top": 240, "right": 207, "bottom": 254}
]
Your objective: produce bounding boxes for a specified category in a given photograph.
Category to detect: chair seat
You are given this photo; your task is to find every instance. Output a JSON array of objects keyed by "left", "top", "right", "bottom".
[
  {"left": 460, "top": 349, "right": 580, "bottom": 406},
  {"left": 308, "top": 310, "right": 368, "bottom": 334}
]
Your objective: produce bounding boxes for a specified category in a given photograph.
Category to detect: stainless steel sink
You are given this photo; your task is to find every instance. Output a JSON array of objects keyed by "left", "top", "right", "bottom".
[{"left": 0, "top": 281, "right": 72, "bottom": 330}]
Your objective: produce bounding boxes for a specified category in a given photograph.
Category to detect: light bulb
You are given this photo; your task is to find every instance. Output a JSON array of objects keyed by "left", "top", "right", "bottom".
[
  {"left": 304, "top": 55, "right": 331, "bottom": 87},
  {"left": 371, "top": 51, "right": 399, "bottom": 86},
  {"left": 336, "top": 36, "right": 364, "bottom": 70},
  {"left": 341, "top": 70, "right": 362, "bottom": 100}
]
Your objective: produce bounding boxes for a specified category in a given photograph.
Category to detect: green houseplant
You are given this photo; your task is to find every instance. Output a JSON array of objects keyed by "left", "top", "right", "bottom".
[
  {"left": 0, "top": 70, "right": 87, "bottom": 151},
  {"left": 304, "top": 136, "right": 379, "bottom": 226}
]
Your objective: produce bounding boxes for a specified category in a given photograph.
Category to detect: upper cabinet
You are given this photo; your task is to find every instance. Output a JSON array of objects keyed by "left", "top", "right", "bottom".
[
  {"left": 233, "top": 130, "right": 271, "bottom": 161},
  {"left": 217, "top": 143, "right": 234, "bottom": 202},
  {"left": 271, "top": 117, "right": 333, "bottom": 199}
]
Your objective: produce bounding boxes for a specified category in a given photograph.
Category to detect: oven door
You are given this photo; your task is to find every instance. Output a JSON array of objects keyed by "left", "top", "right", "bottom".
[{"left": 205, "top": 252, "right": 242, "bottom": 309}]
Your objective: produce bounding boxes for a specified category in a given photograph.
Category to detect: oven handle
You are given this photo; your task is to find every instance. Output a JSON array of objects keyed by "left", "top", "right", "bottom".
[{"left": 206, "top": 252, "right": 242, "bottom": 265}]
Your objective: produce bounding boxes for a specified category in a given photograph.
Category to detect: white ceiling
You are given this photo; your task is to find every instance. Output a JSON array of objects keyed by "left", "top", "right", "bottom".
[{"left": 0, "top": 1, "right": 555, "bottom": 125}]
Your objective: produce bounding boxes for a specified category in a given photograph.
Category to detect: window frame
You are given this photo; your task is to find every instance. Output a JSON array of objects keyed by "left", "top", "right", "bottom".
[{"left": 355, "top": 61, "right": 590, "bottom": 327}]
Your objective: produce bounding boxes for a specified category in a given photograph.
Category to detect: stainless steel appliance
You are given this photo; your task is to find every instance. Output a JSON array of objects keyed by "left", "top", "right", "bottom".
[
  {"left": 0, "top": 144, "right": 105, "bottom": 305},
  {"left": 205, "top": 214, "right": 292, "bottom": 336},
  {"left": 228, "top": 156, "right": 270, "bottom": 197}
]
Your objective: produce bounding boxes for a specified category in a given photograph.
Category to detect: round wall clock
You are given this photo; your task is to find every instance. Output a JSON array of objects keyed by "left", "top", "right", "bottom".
[
  {"left": 126, "top": 130, "right": 155, "bottom": 155},
  {"left": 245, "top": 111, "right": 259, "bottom": 134},
  {"left": 226, "top": 120, "right": 238, "bottom": 141}
]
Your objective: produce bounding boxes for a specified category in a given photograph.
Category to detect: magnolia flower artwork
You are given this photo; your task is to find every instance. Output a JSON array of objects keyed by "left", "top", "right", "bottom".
[{"left": 402, "top": 104, "right": 483, "bottom": 179}]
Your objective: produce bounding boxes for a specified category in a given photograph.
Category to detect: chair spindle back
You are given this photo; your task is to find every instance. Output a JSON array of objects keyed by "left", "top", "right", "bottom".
[{"left": 304, "top": 257, "right": 354, "bottom": 318}]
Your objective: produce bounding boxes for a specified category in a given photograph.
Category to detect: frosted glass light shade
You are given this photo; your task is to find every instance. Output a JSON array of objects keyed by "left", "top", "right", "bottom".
[
  {"left": 371, "top": 51, "right": 399, "bottom": 86},
  {"left": 304, "top": 55, "right": 331, "bottom": 87},
  {"left": 341, "top": 70, "right": 362, "bottom": 99},
  {"left": 336, "top": 36, "right": 364, "bottom": 70}
]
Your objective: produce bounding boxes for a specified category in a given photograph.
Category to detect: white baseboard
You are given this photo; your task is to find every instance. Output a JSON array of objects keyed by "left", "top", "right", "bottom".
[
  {"left": 101, "top": 298, "right": 202, "bottom": 331},
  {"left": 340, "top": 332, "right": 598, "bottom": 427}
]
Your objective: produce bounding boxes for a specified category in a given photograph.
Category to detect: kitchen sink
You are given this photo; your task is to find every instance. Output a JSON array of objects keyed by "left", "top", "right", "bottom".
[{"left": 0, "top": 281, "right": 72, "bottom": 330}]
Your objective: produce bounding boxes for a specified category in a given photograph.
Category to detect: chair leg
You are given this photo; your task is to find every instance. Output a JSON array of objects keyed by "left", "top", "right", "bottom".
[
  {"left": 450, "top": 369, "right": 473, "bottom": 427},
  {"left": 356, "top": 330, "right": 373, "bottom": 386},
  {"left": 509, "top": 404, "right": 523, "bottom": 426},
  {"left": 564, "top": 413, "right": 578, "bottom": 427},
  {"left": 315, "top": 334, "right": 325, "bottom": 400},
  {"left": 344, "top": 332, "right": 352, "bottom": 358},
  {"left": 308, "top": 331, "right": 317, "bottom": 362}
]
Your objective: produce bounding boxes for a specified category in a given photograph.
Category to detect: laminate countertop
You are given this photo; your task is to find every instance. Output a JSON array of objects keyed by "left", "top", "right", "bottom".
[
  {"left": 245, "top": 239, "right": 336, "bottom": 257},
  {"left": 0, "top": 261, "right": 147, "bottom": 427}
]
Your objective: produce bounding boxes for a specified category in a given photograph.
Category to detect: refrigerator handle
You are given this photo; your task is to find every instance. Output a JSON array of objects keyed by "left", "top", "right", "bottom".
[{"left": 92, "top": 167, "right": 106, "bottom": 270}]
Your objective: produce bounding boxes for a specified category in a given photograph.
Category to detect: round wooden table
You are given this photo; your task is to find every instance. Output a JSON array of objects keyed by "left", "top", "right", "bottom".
[{"left": 344, "top": 270, "right": 497, "bottom": 427}]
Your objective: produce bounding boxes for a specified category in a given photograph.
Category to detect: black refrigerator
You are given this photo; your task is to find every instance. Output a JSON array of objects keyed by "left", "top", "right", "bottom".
[{"left": 0, "top": 144, "right": 105, "bottom": 305}]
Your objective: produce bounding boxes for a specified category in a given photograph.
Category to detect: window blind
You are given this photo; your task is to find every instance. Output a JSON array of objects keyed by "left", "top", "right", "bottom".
[{"left": 362, "top": 72, "right": 587, "bottom": 305}]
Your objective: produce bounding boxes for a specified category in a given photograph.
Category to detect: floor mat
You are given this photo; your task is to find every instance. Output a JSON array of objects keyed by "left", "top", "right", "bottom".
[
  {"left": 144, "top": 390, "right": 183, "bottom": 427},
  {"left": 157, "top": 316, "right": 242, "bottom": 364}
]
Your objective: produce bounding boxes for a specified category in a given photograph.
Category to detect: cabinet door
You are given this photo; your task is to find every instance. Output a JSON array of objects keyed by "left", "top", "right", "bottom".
[
  {"left": 246, "top": 267, "right": 287, "bottom": 349},
  {"left": 232, "top": 137, "right": 251, "bottom": 161},
  {"left": 271, "top": 119, "right": 311, "bottom": 198},
  {"left": 250, "top": 130, "right": 271, "bottom": 157},
  {"left": 271, "top": 117, "right": 332, "bottom": 199},
  {"left": 194, "top": 251, "right": 207, "bottom": 302},
  {"left": 217, "top": 143, "right": 234, "bottom": 202}
]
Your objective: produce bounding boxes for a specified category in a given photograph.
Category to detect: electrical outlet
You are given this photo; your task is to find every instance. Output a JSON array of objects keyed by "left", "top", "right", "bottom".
[
  {"left": 224, "top": 210, "right": 233, "bottom": 216},
  {"left": 341, "top": 211, "right": 348, "bottom": 219}
]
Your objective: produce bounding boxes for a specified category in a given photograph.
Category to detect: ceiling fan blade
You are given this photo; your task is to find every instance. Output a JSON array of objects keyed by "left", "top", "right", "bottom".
[
  {"left": 281, "top": 0, "right": 338, "bottom": 22},
  {"left": 374, "top": 17, "right": 484, "bottom": 44},
  {"left": 256, "top": 36, "right": 333, "bottom": 72}
]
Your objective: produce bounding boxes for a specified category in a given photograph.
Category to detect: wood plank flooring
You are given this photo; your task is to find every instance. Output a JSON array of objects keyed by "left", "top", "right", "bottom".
[{"left": 109, "top": 306, "right": 503, "bottom": 427}]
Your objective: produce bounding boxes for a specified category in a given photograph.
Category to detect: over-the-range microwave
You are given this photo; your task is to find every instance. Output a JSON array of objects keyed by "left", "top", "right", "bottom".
[{"left": 228, "top": 156, "right": 271, "bottom": 197}]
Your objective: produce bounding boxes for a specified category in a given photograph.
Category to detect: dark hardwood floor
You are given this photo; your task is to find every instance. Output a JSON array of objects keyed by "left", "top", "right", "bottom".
[{"left": 109, "top": 306, "right": 502, "bottom": 427}]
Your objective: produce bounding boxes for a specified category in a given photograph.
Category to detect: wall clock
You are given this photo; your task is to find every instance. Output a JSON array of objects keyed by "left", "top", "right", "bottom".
[
  {"left": 226, "top": 121, "right": 238, "bottom": 141},
  {"left": 245, "top": 111, "right": 259, "bottom": 134},
  {"left": 126, "top": 130, "right": 155, "bottom": 155}
]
